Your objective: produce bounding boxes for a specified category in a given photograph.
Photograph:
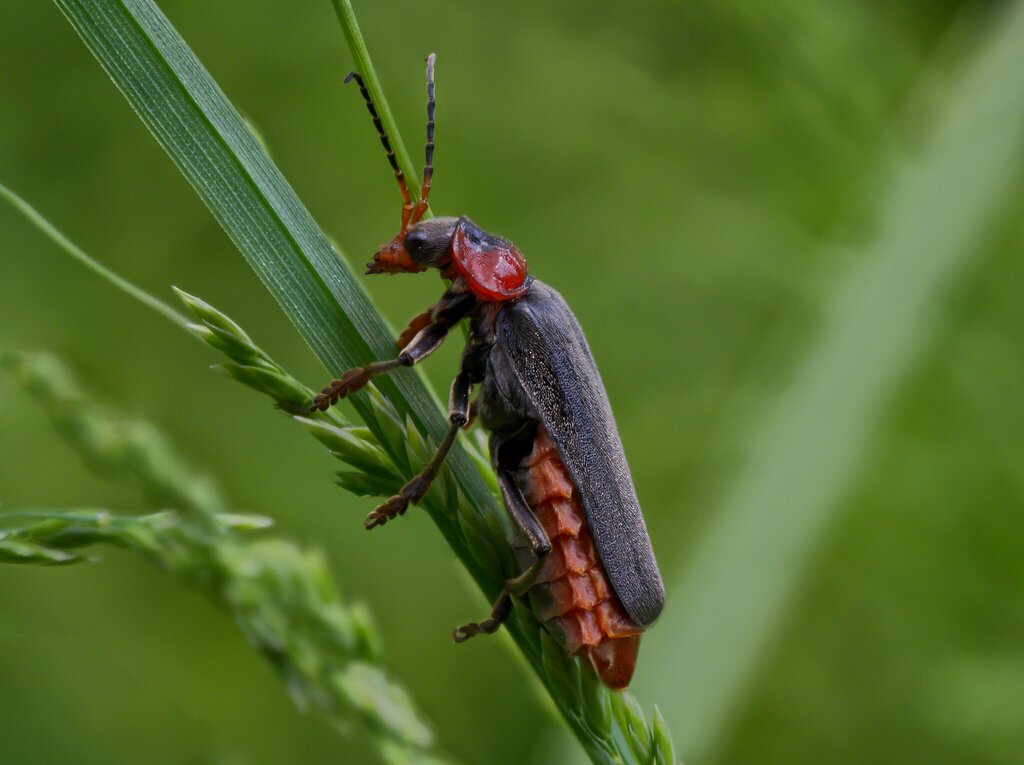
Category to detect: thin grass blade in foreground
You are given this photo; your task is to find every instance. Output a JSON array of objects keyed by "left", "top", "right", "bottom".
[
  {"left": 641, "top": 3, "right": 1024, "bottom": 761},
  {"left": 0, "top": 349, "right": 444, "bottom": 764},
  {"left": 51, "top": 0, "right": 498, "bottom": 622}
]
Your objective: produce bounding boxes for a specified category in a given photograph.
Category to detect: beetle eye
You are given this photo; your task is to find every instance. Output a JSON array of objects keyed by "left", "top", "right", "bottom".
[{"left": 404, "top": 228, "right": 429, "bottom": 262}]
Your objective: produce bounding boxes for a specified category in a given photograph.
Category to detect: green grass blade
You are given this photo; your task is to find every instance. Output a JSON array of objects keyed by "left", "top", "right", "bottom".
[
  {"left": 0, "top": 181, "right": 188, "bottom": 331},
  {"left": 1, "top": 350, "right": 442, "bottom": 763},
  {"left": 52, "top": 0, "right": 497, "bottom": 523},
  {"left": 641, "top": 4, "right": 1024, "bottom": 759},
  {"left": 329, "top": 0, "right": 424, "bottom": 215}
]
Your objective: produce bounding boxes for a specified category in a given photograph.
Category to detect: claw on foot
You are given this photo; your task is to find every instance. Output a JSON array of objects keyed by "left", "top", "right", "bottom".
[
  {"left": 364, "top": 494, "right": 411, "bottom": 530},
  {"left": 309, "top": 368, "right": 369, "bottom": 412},
  {"left": 452, "top": 592, "right": 511, "bottom": 643},
  {"left": 452, "top": 618, "right": 499, "bottom": 643}
]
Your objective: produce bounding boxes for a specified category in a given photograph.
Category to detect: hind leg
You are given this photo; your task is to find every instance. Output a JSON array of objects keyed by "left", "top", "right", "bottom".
[{"left": 453, "top": 467, "right": 551, "bottom": 641}]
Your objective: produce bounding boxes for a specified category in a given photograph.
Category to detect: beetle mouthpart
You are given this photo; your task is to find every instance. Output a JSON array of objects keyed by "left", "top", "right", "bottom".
[{"left": 366, "top": 233, "right": 428, "bottom": 275}]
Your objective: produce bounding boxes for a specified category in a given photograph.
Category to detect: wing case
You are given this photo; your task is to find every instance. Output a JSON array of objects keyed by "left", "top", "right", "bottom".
[{"left": 494, "top": 281, "right": 665, "bottom": 626}]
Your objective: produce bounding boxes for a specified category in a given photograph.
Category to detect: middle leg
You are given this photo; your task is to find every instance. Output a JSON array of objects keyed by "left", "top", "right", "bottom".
[{"left": 364, "top": 370, "right": 473, "bottom": 529}]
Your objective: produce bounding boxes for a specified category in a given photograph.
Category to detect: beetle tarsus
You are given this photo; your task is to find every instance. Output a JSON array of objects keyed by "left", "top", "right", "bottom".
[
  {"left": 364, "top": 493, "right": 411, "bottom": 529},
  {"left": 309, "top": 368, "right": 370, "bottom": 411},
  {"left": 363, "top": 368, "right": 472, "bottom": 530},
  {"left": 365, "top": 476, "right": 426, "bottom": 529},
  {"left": 365, "top": 418, "right": 462, "bottom": 530},
  {"left": 453, "top": 590, "right": 513, "bottom": 642},
  {"left": 309, "top": 354, "right": 417, "bottom": 413}
]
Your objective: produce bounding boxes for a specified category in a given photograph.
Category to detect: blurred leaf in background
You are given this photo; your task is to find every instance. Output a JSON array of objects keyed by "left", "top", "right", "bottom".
[{"left": 2, "top": 1, "right": 1024, "bottom": 764}]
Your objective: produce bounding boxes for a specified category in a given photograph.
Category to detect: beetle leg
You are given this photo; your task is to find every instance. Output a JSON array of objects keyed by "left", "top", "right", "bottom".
[
  {"left": 397, "top": 306, "right": 435, "bottom": 349},
  {"left": 310, "top": 357, "right": 406, "bottom": 411},
  {"left": 453, "top": 468, "right": 551, "bottom": 642},
  {"left": 495, "top": 468, "right": 552, "bottom": 573},
  {"left": 364, "top": 371, "right": 472, "bottom": 529},
  {"left": 462, "top": 397, "right": 478, "bottom": 430},
  {"left": 452, "top": 592, "right": 512, "bottom": 642},
  {"left": 310, "top": 323, "right": 447, "bottom": 412},
  {"left": 310, "top": 291, "right": 474, "bottom": 413}
]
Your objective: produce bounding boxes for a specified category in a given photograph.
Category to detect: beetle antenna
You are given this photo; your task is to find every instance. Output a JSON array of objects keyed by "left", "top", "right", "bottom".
[
  {"left": 410, "top": 53, "right": 436, "bottom": 225},
  {"left": 345, "top": 70, "right": 414, "bottom": 230}
]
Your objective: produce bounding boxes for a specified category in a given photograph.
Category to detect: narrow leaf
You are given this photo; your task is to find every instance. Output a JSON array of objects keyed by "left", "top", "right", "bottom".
[{"left": 644, "top": 4, "right": 1024, "bottom": 759}]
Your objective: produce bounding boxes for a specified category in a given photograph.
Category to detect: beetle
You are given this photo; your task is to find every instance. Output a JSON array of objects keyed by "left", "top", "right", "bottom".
[{"left": 312, "top": 55, "right": 664, "bottom": 689}]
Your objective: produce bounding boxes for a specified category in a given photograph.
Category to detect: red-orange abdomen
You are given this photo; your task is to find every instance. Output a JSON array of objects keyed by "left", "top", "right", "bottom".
[{"left": 520, "top": 425, "right": 643, "bottom": 690}]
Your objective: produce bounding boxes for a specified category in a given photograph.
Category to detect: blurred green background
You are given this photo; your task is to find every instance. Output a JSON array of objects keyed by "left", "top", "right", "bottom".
[{"left": 3, "top": 1, "right": 1024, "bottom": 763}]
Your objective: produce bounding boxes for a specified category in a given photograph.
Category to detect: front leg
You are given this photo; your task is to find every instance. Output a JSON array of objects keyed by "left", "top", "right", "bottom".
[
  {"left": 397, "top": 306, "right": 435, "bottom": 350},
  {"left": 310, "top": 322, "right": 448, "bottom": 412},
  {"left": 309, "top": 290, "right": 474, "bottom": 412}
]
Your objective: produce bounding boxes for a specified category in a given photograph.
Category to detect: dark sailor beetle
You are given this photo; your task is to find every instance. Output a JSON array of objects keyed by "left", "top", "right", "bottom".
[{"left": 312, "top": 55, "right": 664, "bottom": 689}]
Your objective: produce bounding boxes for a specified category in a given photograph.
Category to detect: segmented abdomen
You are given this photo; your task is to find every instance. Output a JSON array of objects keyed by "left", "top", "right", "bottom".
[{"left": 520, "top": 425, "right": 643, "bottom": 690}]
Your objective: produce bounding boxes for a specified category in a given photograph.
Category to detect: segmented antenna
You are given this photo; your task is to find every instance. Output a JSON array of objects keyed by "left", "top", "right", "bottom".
[
  {"left": 410, "top": 53, "right": 437, "bottom": 226},
  {"left": 345, "top": 70, "right": 414, "bottom": 230}
]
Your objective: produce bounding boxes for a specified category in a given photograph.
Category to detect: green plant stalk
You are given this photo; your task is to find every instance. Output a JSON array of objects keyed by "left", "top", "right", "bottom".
[
  {"left": 51, "top": 0, "right": 488, "bottom": 519},
  {"left": 0, "top": 347, "right": 224, "bottom": 537},
  {"left": 0, "top": 350, "right": 445, "bottom": 764},
  {"left": 0, "top": 183, "right": 188, "bottom": 331},
  {"left": 0, "top": 509, "right": 442, "bottom": 763},
  {"left": 35, "top": 1, "right": 677, "bottom": 760},
  {"left": 642, "top": 3, "right": 1024, "bottom": 761},
  {"left": 329, "top": 0, "right": 426, "bottom": 214}
]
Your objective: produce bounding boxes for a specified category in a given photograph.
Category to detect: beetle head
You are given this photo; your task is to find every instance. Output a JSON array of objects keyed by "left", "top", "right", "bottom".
[
  {"left": 366, "top": 216, "right": 458, "bottom": 274},
  {"left": 350, "top": 55, "right": 438, "bottom": 275},
  {"left": 369, "top": 216, "right": 530, "bottom": 301},
  {"left": 352, "top": 57, "right": 527, "bottom": 300},
  {"left": 404, "top": 216, "right": 461, "bottom": 267}
]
